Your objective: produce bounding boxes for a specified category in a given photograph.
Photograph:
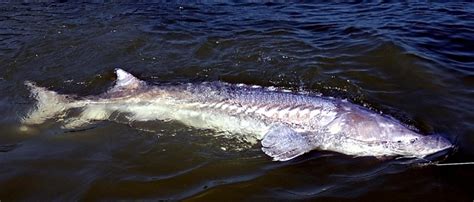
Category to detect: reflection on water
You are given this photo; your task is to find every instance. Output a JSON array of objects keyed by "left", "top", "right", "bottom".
[{"left": 0, "top": 2, "right": 473, "bottom": 201}]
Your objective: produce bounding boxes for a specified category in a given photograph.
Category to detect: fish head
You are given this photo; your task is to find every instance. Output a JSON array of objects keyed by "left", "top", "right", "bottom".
[
  {"left": 333, "top": 108, "right": 453, "bottom": 159},
  {"left": 388, "top": 131, "right": 453, "bottom": 158}
]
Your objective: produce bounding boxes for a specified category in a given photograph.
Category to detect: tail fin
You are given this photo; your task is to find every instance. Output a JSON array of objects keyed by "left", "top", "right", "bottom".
[{"left": 22, "top": 81, "right": 70, "bottom": 125}]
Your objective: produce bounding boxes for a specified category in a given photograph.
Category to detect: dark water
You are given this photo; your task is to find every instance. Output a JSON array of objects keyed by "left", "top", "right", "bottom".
[{"left": 0, "top": 2, "right": 473, "bottom": 201}]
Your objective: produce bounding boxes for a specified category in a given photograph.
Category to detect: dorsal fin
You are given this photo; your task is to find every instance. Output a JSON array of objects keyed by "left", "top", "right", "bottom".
[{"left": 110, "top": 68, "right": 146, "bottom": 92}]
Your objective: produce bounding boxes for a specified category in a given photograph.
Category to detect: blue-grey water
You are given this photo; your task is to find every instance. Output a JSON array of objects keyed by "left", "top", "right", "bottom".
[{"left": 0, "top": 2, "right": 473, "bottom": 201}]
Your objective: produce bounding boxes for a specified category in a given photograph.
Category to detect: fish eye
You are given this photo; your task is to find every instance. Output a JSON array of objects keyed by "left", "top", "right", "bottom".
[{"left": 397, "top": 140, "right": 402, "bottom": 143}]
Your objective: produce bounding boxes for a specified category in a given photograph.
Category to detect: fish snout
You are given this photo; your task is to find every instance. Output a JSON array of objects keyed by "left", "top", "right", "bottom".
[
  {"left": 428, "top": 135, "right": 452, "bottom": 149},
  {"left": 418, "top": 135, "right": 453, "bottom": 157}
]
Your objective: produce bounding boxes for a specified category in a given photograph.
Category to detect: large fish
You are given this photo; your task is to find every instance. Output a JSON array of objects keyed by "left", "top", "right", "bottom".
[{"left": 22, "top": 69, "right": 452, "bottom": 161}]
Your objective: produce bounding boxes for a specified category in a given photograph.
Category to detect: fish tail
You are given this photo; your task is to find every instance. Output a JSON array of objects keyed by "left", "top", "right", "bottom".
[{"left": 22, "top": 81, "right": 71, "bottom": 125}]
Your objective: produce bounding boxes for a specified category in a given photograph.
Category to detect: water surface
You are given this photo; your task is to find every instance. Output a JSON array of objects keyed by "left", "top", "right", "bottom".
[{"left": 0, "top": 2, "right": 473, "bottom": 201}]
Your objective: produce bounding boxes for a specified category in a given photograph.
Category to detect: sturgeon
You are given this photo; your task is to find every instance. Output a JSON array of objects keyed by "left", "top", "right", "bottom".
[{"left": 21, "top": 69, "right": 453, "bottom": 161}]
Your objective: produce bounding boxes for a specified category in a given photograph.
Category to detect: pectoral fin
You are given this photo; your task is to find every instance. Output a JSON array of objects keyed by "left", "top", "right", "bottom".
[
  {"left": 63, "top": 117, "right": 91, "bottom": 129},
  {"left": 261, "top": 124, "right": 315, "bottom": 161},
  {"left": 62, "top": 107, "right": 111, "bottom": 129}
]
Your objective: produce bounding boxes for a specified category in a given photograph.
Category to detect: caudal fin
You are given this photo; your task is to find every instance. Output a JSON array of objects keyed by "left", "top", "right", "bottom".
[{"left": 22, "top": 81, "right": 70, "bottom": 125}]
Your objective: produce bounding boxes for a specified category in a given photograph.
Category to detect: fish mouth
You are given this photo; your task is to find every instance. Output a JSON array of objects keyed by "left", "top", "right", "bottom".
[
  {"left": 422, "top": 144, "right": 455, "bottom": 161},
  {"left": 390, "top": 145, "right": 454, "bottom": 162}
]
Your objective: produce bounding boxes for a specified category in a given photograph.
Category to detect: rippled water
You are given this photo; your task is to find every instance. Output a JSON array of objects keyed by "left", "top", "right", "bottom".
[{"left": 0, "top": 2, "right": 473, "bottom": 201}]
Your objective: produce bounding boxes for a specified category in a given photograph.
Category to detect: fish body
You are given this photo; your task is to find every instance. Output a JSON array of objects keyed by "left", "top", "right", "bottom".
[{"left": 22, "top": 69, "right": 453, "bottom": 161}]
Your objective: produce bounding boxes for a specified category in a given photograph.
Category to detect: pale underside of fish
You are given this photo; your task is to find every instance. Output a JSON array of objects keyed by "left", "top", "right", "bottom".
[{"left": 21, "top": 69, "right": 453, "bottom": 161}]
